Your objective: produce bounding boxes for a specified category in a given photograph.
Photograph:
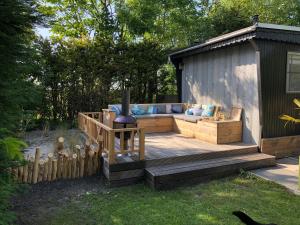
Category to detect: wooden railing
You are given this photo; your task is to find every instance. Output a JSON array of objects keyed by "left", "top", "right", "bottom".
[{"left": 78, "top": 112, "right": 145, "bottom": 164}]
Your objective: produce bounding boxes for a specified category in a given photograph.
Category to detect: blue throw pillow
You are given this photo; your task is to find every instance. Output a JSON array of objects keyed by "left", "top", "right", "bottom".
[
  {"left": 185, "top": 108, "right": 193, "bottom": 115},
  {"left": 148, "top": 106, "right": 158, "bottom": 114},
  {"left": 131, "top": 104, "right": 146, "bottom": 115},
  {"left": 192, "top": 108, "right": 203, "bottom": 116},
  {"left": 171, "top": 104, "right": 183, "bottom": 113},
  {"left": 111, "top": 105, "right": 121, "bottom": 115},
  {"left": 201, "top": 105, "right": 215, "bottom": 117},
  {"left": 156, "top": 105, "right": 166, "bottom": 114}
]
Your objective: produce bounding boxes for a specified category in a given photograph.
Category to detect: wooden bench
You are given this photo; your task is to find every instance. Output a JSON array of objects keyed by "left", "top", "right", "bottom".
[
  {"left": 103, "top": 105, "right": 243, "bottom": 144},
  {"left": 174, "top": 107, "right": 243, "bottom": 144}
]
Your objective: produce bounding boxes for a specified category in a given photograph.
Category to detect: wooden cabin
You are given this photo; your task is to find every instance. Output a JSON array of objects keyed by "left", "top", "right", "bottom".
[{"left": 170, "top": 23, "right": 300, "bottom": 158}]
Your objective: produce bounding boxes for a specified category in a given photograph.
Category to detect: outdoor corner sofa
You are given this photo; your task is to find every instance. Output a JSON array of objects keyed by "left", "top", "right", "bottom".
[{"left": 103, "top": 103, "right": 243, "bottom": 144}]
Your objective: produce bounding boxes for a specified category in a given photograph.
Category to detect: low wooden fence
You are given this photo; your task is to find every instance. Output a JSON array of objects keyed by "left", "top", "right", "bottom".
[
  {"left": 78, "top": 112, "right": 145, "bottom": 164},
  {"left": 11, "top": 144, "right": 100, "bottom": 184}
]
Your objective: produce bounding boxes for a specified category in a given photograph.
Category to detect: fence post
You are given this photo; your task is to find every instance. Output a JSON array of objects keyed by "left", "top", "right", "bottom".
[
  {"left": 139, "top": 128, "right": 145, "bottom": 160},
  {"left": 108, "top": 130, "right": 115, "bottom": 164},
  {"left": 32, "top": 147, "right": 41, "bottom": 184}
]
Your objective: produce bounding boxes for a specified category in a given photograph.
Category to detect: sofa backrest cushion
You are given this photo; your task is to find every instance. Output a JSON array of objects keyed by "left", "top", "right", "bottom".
[
  {"left": 111, "top": 105, "right": 122, "bottom": 115},
  {"left": 131, "top": 104, "right": 147, "bottom": 115},
  {"left": 171, "top": 104, "right": 183, "bottom": 113},
  {"left": 166, "top": 104, "right": 172, "bottom": 113},
  {"left": 192, "top": 108, "right": 203, "bottom": 116},
  {"left": 156, "top": 104, "right": 166, "bottom": 114},
  {"left": 148, "top": 105, "right": 158, "bottom": 114},
  {"left": 201, "top": 104, "right": 215, "bottom": 117}
]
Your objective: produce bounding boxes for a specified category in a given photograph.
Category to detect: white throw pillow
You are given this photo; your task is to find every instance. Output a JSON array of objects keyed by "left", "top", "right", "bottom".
[{"left": 166, "top": 104, "right": 172, "bottom": 113}]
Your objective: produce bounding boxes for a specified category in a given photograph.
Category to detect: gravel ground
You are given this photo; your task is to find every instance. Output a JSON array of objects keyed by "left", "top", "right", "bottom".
[
  {"left": 11, "top": 176, "right": 106, "bottom": 225},
  {"left": 23, "top": 129, "right": 86, "bottom": 159}
]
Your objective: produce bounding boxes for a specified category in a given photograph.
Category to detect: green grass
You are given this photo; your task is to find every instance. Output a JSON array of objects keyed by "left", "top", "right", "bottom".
[{"left": 41, "top": 174, "right": 300, "bottom": 225}]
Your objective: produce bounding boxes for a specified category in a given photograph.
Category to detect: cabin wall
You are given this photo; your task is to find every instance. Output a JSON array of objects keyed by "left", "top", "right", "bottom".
[
  {"left": 257, "top": 40, "right": 300, "bottom": 138},
  {"left": 181, "top": 43, "right": 260, "bottom": 144}
]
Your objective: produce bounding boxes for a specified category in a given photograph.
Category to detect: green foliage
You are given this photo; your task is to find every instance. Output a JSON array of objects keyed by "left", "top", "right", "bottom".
[
  {"left": 0, "top": 180, "right": 18, "bottom": 225},
  {"left": 0, "top": 0, "right": 42, "bottom": 130},
  {"left": 280, "top": 98, "right": 300, "bottom": 126},
  {"left": 0, "top": 128, "right": 26, "bottom": 225},
  {"left": 20, "top": 176, "right": 300, "bottom": 225},
  {"left": 35, "top": 37, "right": 168, "bottom": 121}
]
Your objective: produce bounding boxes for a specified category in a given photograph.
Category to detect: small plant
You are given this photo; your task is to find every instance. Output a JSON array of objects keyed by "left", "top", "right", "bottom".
[{"left": 279, "top": 98, "right": 300, "bottom": 126}]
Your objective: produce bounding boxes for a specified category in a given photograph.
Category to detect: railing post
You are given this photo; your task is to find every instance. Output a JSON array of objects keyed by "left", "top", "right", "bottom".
[
  {"left": 108, "top": 130, "right": 115, "bottom": 164},
  {"left": 120, "top": 131, "right": 125, "bottom": 154},
  {"left": 139, "top": 128, "right": 145, "bottom": 160}
]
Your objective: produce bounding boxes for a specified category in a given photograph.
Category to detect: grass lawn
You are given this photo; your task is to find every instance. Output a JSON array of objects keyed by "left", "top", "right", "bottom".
[{"left": 27, "top": 173, "right": 300, "bottom": 225}]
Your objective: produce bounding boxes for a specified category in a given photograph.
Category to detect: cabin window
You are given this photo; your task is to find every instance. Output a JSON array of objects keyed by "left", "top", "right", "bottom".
[{"left": 286, "top": 52, "right": 300, "bottom": 93}]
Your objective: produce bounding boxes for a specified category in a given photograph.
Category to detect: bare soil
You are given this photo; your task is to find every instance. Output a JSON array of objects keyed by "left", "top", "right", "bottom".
[{"left": 11, "top": 176, "right": 106, "bottom": 225}]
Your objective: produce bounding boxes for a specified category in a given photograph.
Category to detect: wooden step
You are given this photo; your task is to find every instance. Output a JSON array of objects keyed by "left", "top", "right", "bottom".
[
  {"left": 145, "top": 153, "right": 276, "bottom": 190},
  {"left": 145, "top": 145, "right": 258, "bottom": 168}
]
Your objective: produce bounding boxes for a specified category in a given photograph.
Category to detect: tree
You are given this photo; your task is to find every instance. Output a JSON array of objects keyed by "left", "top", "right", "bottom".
[{"left": 0, "top": 0, "right": 41, "bottom": 130}]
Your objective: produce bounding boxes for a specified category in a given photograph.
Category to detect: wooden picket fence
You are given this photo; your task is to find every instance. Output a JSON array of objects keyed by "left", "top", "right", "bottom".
[{"left": 11, "top": 144, "right": 101, "bottom": 184}]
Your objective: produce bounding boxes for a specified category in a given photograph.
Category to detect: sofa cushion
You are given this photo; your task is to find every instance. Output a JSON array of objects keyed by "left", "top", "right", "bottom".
[
  {"left": 192, "top": 108, "right": 203, "bottom": 116},
  {"left": 171, "top": 104, "right": 183, "bottom": 113},
  {"left": 156, "top": 104, "right": 166, "bottom": 114},
  {"left": 131, "top": 104, "right": 146, "bottom": 115},
  {"left": 166, "top": 104, "right": 172, "bottom": 113},
  {"left": 133, "top": 114, "right": 176, "bottom": 119},
  {"left": 111, "top": 105, "right": 122, "bottom": 115},
  {"left": 201, "top": 104, "right": 215, "bottom": 117},
  {"left": 147, "top": 105, "right": 158, "bottom": 114},
  {"left": 185, "top": 108, "right": 193, "bottom": 115},
  {"left": 173, "top": 114, "right": 201, "bottom": 123}
]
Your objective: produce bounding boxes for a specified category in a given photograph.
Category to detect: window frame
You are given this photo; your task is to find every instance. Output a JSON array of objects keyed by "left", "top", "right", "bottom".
[{"left": 286, "top": 51, "right": 300, "bottom": 93}]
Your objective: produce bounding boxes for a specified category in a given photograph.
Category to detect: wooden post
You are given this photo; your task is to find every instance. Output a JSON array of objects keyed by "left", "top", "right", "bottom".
[
  {"left": 43, "top": 160, "right": 48, "bottom": 181},
  {"left": 52, "top": 160, "right": 57, "bottom": 180},
  {"left": 18, "top": 166, "right": 24, "bottom": 183},
  {"left": 68, "top": 156, "right": 72, "bottom": 179},
  {"left": 62, "top": 156, "right": 68, "bottom": 179},
  {"left": 32, "top": 148, "right": 41, "bottom": 184},
  {"left": 23, "top": 164, "right": 28, "bottom": 183},
  {"left": 56, "top": 137, "right": 64, "bottom": 153},
  {"left": 88, "top": 150, "right": 95, "bottom": 176},
  {"left": 47, "top": 153, "right": 53, "bottom": 181},
  {"left": 38, "top": 162, "right": 44, "bottom": 182},
  {"left": 79, "top": 154, "right": 85, "bottom": 178},
  {"left": 130, "top": 131, "right": 135, "bottom": 152},
  {"left": 108, "top": 130, "right": 115, "bottom": 164},
  {"left": 71, "top": 154, "right": 77, "bottom": 179},
  {"left": 28, "top": 162, "right": 33, "bottom": 183},
  {"left": 93, "top": 150, "right": 99, "bottom": 174},
  {"left": 139, "top": 128, "right": 145, "bottom": 160},
  {"left": 120, "top": 131, "right": 125, "bottom": 154},
  {"left": 57, "top": 156, "right": 62, "bottom": 179}
]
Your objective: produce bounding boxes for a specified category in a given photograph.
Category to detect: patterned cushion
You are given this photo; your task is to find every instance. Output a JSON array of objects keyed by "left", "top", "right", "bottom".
[
  {"left": 156, "top": 105, "right": 166, "bottom": 114},
  {"left": 192, "top": 108, "right": 203, "bottom": 116},
  {"left": 171, "top": 104, "right": 183, "bottom": 113},
  {"left": 201, "top": 104, "right": 215, "bottom": 117},
  {"left": 185, "top": 108, "right": 193, "bottom": 115},
  {"left": 131, "top": 104, "right": 146, "bottom": 115},
  {"left": 111, "top": 105, "right": 122, "bottom": 115},
  {"left": 148, "top": 106, "right": 158, "bottom": 114}
]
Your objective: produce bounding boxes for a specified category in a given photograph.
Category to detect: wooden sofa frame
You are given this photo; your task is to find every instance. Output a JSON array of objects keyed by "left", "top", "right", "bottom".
[{"left": 102, "top": 105, "right": 243, "bottom": 144}]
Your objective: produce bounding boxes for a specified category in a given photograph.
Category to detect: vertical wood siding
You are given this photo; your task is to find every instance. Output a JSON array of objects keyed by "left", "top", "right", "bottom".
[
  {"left": 182, "top": 43, "right": 260, "bottom": 144},
  {"left": 257, "top": 40, "right": 300, "bottom": 138}
]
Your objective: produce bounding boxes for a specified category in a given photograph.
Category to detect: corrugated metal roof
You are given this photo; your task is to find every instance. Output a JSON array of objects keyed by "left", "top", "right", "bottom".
[{"left": 170, "top": 23, "right": 300, "bottom": 60}]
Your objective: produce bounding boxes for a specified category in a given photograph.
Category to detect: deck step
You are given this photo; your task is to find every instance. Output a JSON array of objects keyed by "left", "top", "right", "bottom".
[
  {"left": 145, "top": 145, "right": 258, "bottom": 168},
  {"left": 145, "top": 153, "right": 276, "bottom": 190}
]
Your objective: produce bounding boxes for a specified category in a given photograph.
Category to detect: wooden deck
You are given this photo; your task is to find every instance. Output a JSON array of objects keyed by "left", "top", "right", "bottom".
[
  {"left": 102, "top": 132, "right": 276, "bottom": 188},
  {"left": 108, "top": 132, "right": 258, "bottom": 167}
]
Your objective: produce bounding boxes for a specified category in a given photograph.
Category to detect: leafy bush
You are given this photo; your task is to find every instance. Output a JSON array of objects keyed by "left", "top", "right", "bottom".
[{"left": 0, "top": 128, "right": 27, "bottom": 225}]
